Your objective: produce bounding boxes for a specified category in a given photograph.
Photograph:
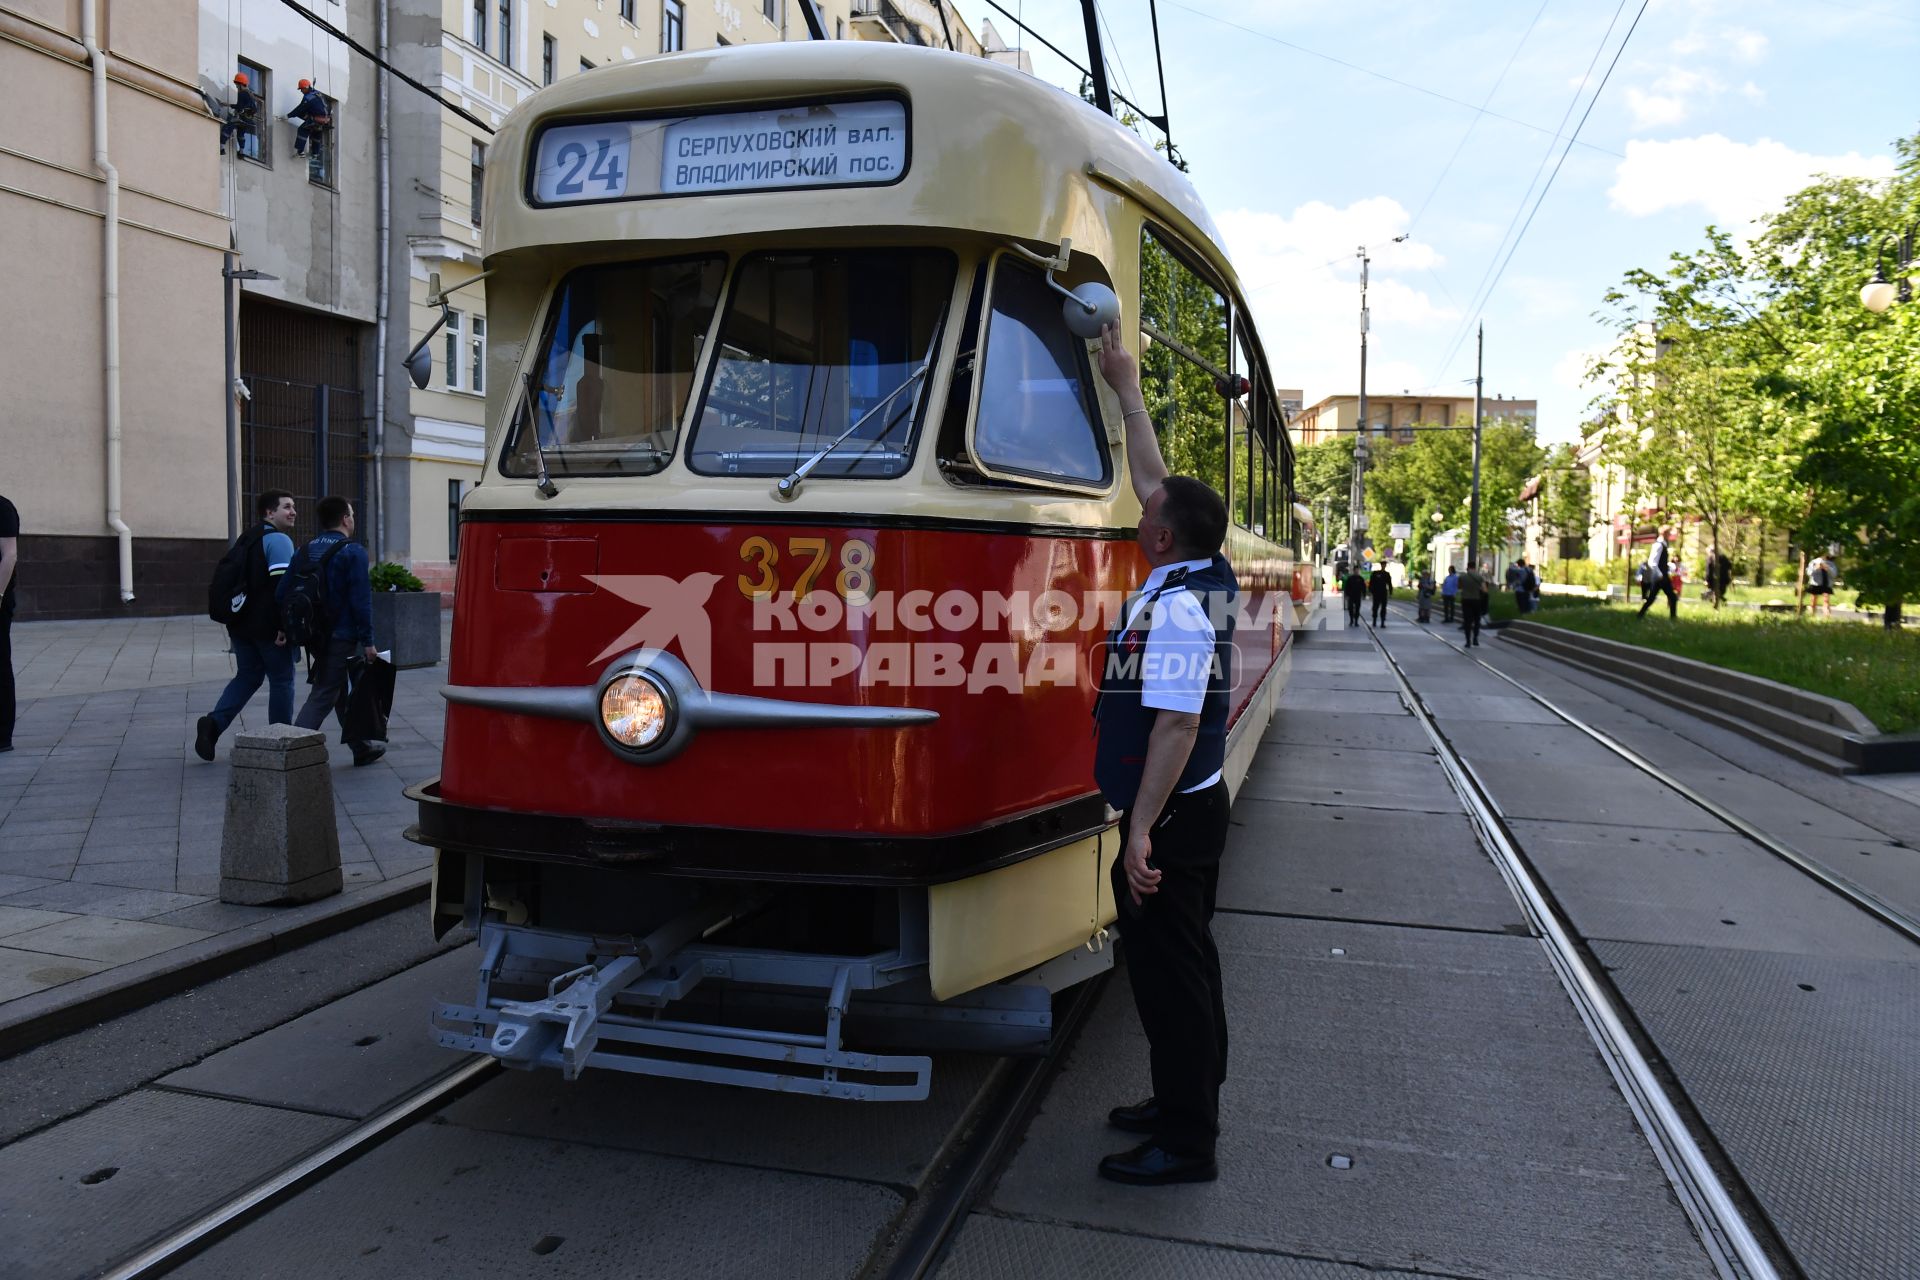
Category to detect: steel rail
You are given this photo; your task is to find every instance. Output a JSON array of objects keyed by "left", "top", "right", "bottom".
[
  {"left": 879, "top": 973, "right": 1107, "bottom": 1280},
  {"left": 101, "top": 1056, "right": 496, "bottom": 1279},
  {"left": 1358, "top": 619, "right": 1781, "bottom": 1280},
  {"left": 1393, "top": 607, "right": 1920, "bottom": 947}
]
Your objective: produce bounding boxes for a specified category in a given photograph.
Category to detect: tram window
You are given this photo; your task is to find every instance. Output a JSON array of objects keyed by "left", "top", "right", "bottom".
[
  {"left": 1231, "top": 403, "right": 1251, "bottom": 529},
  {"left": 686, "top": 249, "right": 955, "bottom": 479},
  {"left": 500, "top": 255, "right": 725, "bottom": 479},
  {"left": 969, "top": 260, "right": 1112, "bottom": 488},
  {"left": 1139, "top": 229, "right": 1229, "bottom": 506}
]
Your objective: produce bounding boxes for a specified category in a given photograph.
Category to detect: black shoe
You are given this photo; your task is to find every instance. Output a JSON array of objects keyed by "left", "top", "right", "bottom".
[
  {"left": 194, "top": 715, "right": 218, "bottom": 762},
  {"left": 1097, "top": 1142, "right": 1217, "bottom": 1186},
  {"left": 1107, "top": 1098, "right": 1160, "bottom": 1134},
  {"left": 352, "top": 743, "right": 386, "bottom": 767}
]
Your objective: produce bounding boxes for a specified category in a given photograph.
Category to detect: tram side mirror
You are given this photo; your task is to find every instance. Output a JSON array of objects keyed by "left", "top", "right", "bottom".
[
  {"left": 1063, "top": 282, "right": 1120, "bottom": 339},
  {"left": 406, "top": 345, "right": 433, "bottom": 391}
]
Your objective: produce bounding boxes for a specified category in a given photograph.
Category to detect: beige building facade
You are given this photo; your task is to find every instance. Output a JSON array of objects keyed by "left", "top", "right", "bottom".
[
  {"left": 1, "top": 0, "right": 230, "bottom": 618},
  {"left": 1290, "top": 392, "right": 1537, "bottom": 448}
]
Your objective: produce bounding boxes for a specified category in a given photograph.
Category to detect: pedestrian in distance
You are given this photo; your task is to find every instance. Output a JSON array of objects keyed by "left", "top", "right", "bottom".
[
  {"left": 288, "top": 496, "right": 385, "bottom": 767},
  {"left": 0, "top": 490, "right": 18, "bottom": 752},
  {"left": 195, "top": 490, "right": 298, "bottom": 762},
  {"left": 1089, "top": 321, "right": 1235, "bottom": 1186},
  {"left": 1504, "top": 559, "right": 1524, "bottom": 596},
  {"left": 219, "top": 72, "right": 258, "bottom": 155},
  {"left": 1705, "top": 544, "right": 1733, "bottom": 607},
  {"left": 1440, "top": 566, "right": 1458, "bottom": 623},
  {"left": 1341, "top": 567, "right": 1367, "bottom": 627},
  {"left": 1806, "top": 553, "right": 1837, "bottom": 618},
  {"left": 1637, "top": 526, "right": 1679, "bottom": 620},
  {"left": 1367, "top": 562, "right": 1392, "bottom": 627},
  {"left": 288, "top": 78, "right": 331, "bottom": 156},
  {"left": 1416, "top": 568, "right": 1435, "bottom": 623},
  {"left": 1517, "top": 558, "right": 1541, "bottom": 615},
  {"left": 1457, "top": 562, "right": 1489, "bottom": 647}
]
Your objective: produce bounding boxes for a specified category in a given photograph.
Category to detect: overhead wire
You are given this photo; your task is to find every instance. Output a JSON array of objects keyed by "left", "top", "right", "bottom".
[
  {"left": 976, "top": 0, "right": 1166, "bottom": 143},
  {"left": 1092, "top": 0, "right": 1140, "bottom": 118},
  {"left": 1407, "top": 0, "right": 1550, "bottom": 234},
  {"left": 1427, "top": 0, "right": 1644, "bottom": 387},
  {"left": 273, "top": 0, "right": 495, "bottom": 134},
  {"left": 1159, "top": 0, "right": 1622, "bottom": 160}
]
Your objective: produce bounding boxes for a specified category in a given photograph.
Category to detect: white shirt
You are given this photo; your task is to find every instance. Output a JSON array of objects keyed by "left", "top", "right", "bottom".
[{"left": 1124, "top": 558, "right": 1224, "bottom": 792}]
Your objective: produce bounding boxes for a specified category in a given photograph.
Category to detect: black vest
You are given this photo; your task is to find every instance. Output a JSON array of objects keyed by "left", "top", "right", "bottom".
[{"left": 1093, "top": 555, "right": 1238, "bottom": 811}]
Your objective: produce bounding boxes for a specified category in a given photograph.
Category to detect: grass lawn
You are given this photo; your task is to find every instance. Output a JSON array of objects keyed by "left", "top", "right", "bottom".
[{"left": 1384, "top": 588, "right": 1919, "bottom": 732}]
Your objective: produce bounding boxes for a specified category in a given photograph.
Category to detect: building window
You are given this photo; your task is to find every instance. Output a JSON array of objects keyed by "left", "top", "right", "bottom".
[
  {"left": 448, "top": 479, "right": 467, "bottom": 560},
  {"left": 835, "top": 17, "right": 844, "bottom": 38},
  {"left": 444, "top": 311, "right": 464, "bottom": 391},
  {"left": 663, "top": 0, "right": 684, "bottom": 51},
  {"left": 716, "top": 33, "right": 730, "bottom": 46},
  {"left": 470, "top": 141, "right": 487, "bottom": 227},
  {"left": 470, "top": 314, "right": 487, "bottom": 396},
  {"left": 762, "top": 0, "right": 778, "bottom": 24},
  {"left": 233, "top": 59, "right": 269, "bottom": 165},
  {"left": 498, "top": 0, "right": 513, "bottom": 68},
  {"left": 472, "top": 0, "right": 486, "bottom": 52},
  {"left": 620, "top": 0, "right": 636, "bottom": 22},
  {"left": 580, "top": 57, "right": 594, "bottom": 73},
  {"left": 306, "top": 94, "right": 337, "bottom": 188},
  {"left": 541, "top": 33, "right": 555, "bottom": 84}
]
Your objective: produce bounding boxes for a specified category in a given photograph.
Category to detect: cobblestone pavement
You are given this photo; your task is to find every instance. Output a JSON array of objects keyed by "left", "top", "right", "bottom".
[{"left": 0, "top": 615, "right": 449, "bottom": 1008}]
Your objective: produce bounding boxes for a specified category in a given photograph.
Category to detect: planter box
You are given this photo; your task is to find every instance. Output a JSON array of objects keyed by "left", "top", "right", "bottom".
[{"left": 371, "top": 591, "right": 443, "bottom": 669}]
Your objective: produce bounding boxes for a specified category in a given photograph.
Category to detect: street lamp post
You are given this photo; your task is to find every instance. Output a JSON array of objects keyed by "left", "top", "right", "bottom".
[
  {"left": 1860, "top": 223, "right": 1917, "bottom": 313},
  {"left": 222, "top": 255, "right": 279, "bottom": 542}
]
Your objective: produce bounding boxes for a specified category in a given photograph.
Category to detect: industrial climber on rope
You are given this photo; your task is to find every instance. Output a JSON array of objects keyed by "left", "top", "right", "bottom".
[
  {"left": 218, "top": 72, "right": 258, "bottom": 155},
  {"left": 288, "top": 79, "right": 332, "bottom": 157}
]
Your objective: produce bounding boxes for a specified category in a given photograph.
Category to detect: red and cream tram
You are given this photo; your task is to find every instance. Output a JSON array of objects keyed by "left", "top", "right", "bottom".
[{"left": 409, "top": 40, "right": 1304, "bottom": 1099}]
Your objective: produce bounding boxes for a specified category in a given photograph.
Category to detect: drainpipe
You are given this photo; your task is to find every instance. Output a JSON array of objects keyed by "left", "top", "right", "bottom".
[
  {"left": 81, "top": 1, "right": 133, "bottom": 603},
  {"left": 373, "top": 0, "right": 390, "bottom": 559}
]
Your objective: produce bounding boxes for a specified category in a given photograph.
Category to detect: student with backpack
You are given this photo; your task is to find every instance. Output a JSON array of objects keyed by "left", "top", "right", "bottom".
[
  {"left": 195, "top": 491, "right": 298, "bottom": 761},
  {"left": 288, "top": 496, "right": 384, "bottom": 766}
]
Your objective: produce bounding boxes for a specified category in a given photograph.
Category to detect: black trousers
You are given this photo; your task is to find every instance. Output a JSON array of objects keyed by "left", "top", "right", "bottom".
[
  {"left": 1442, "top": 595, "right": 1456, "bottom": 622},
  {"left": 1370, "top": 594, "right": 1388, "bottom": 625},
  {"left": 1638, "top": 574, "right": 1678, "bottom": 618},
  {"left": 1462, "top": 598, "right": 1485, "bottom": 645},
  {"left": 295, "top": 637, "right": 371, "bottom": 750},
  {"left": 1344, "top": 595, "right": 1363, "bottom": 624},
  {"left": 0, "top": 610, "right": 13, "bottom": 747},
  {"left": 1112, "top": 779, "right": 1231, "bottom": 1158}
]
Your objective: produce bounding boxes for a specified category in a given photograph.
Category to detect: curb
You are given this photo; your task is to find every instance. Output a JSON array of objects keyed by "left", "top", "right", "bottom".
[{"left": 0, "top": 869, "right": 433, "bottom": 1059}]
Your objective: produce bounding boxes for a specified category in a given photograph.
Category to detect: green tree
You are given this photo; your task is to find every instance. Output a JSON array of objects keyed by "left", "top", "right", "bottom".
[
  {"left": 1536, "top": 442, "right": 1593, "bottom": 579},
  {"left": 1363, "top": 421, "right": 1542, "bottom": 568},
  {"left": 1294, "top": 436, "right": 1355, "bottom": 552}
]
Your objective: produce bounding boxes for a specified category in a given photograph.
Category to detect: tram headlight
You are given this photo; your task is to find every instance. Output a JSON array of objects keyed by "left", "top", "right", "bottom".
[{"left": 600, "top": 673, "right": 671, "bottom": 751}]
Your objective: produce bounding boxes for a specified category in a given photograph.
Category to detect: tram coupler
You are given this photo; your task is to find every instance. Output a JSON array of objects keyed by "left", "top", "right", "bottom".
[{"left": 491, "top": 953, "right": 644, "bottom": 1077}]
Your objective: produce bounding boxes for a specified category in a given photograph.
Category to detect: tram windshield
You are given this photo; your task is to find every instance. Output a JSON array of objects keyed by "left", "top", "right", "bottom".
[
  {"left": 502, "top": 256, "right": 726, "bottom": 478},
  {"left": 686, "top": 249, "right": 955, "bottom": 479}
]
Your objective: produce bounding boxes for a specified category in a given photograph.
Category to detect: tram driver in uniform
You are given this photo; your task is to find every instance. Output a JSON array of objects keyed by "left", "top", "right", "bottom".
[{"left": 1089, "top": 322, "right": 1236, "bottom": 1186}]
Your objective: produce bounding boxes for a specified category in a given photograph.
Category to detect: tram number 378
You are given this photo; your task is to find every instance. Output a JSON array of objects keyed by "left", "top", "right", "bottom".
[{"left": 737, "top": 535, "right": 877, "bottom": 603}]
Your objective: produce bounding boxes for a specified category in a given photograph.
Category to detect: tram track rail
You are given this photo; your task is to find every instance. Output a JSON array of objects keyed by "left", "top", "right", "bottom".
[
  {"left": 1356, "top": 615, "right": 1785, "bottom": 1280},
  {"left": 99, "top": 1056, "right": 497, "bottom": 1280},
  {"left": 1391, "top": 607, "right": 1920, "bottom": 948}
]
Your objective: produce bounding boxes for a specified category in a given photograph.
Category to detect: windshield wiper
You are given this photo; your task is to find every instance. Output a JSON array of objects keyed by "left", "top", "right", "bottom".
[
  {"left": 517, "top": 370, "right": 561, "bottom": 498},
  {"left": 773, "top": 363, "right": 930, "bottom": 501}
]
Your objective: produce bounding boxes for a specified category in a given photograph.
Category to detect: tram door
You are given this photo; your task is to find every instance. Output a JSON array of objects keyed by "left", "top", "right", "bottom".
[{"left": 238, "top": 298, "right": 367, "bottom": 542}]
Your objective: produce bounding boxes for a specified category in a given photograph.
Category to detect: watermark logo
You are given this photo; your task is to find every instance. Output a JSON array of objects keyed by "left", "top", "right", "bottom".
[{"left": 588, "top": 576, "right": 1277, "bottom": 694}]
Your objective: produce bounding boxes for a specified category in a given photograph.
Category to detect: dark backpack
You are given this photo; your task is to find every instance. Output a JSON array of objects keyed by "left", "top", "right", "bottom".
[
  {"left": 280, "top": 538, "right": 348, "bottom": 650},
  {"left": 207, "top": 526, "right": 268, "bottom": 626}
]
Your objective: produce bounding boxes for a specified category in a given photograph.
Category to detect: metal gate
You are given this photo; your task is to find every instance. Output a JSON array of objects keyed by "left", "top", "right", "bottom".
[{"left": 239, "top": 299, "right": 368, "bottom": 542}]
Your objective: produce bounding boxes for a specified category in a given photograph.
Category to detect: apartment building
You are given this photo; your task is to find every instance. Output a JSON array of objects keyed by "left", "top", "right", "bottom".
[{"left": 1289, "top": 392, "right": 1537, "bottom": 449}]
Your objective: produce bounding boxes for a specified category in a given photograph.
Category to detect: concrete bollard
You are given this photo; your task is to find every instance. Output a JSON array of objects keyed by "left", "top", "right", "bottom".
[{"left": 220, "top": 724, "right": 344, "bottom": 905}]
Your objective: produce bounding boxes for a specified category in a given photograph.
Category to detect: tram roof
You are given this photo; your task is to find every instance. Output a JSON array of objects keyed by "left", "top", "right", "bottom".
[{"left": 482, "top": 41, "right": 1233, "bottom": 288}]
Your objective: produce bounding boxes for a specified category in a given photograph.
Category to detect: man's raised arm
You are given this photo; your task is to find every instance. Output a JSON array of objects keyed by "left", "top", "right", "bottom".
[{"left": 1097, "top": 322, "right": 1168, "bottom": 507}]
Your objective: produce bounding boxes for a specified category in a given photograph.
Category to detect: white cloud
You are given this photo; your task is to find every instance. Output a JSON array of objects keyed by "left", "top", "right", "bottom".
[
  {"left": 1625, "top": 65, "right": 1725, "bottom": 129},
  {"left": 1216, "top": 200, "right": 1458, "bottom": 405},
  {"left": 1608, "top": 135, "right": 1895, "bottom": 227}
]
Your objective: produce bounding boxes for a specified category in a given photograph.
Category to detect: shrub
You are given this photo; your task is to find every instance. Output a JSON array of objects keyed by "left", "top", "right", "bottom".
[
  {"left": 1543, "top": 558, "right": 1628, "bottom": 591},
  {"left": 370, "top": 561, "right": 425, "bottom": 593}
]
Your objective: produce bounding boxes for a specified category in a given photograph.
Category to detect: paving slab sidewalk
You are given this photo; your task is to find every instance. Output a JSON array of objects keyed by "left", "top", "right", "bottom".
[{"left": 0, "top": 615, "right": 450, "bottom": 1034}]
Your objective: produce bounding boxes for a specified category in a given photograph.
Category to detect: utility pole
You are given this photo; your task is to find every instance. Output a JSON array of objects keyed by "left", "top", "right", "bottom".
[
  {"left": 1348, "top": 246, "right": 1370, "bottom": 567},
  {"left": 1466, "top": 322, "right": 1485, "bottom": 572},
  {"left": 222, "top": 254, "right": 277, "bottom": 541}
]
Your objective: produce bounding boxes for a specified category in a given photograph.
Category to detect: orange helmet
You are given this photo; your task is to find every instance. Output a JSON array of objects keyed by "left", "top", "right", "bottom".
[
  {"left": 298, "top": 78, "right": 312, "bottom": 90},
  {"left": 233, "top": 72, "right": 249, "bottom": 85}
]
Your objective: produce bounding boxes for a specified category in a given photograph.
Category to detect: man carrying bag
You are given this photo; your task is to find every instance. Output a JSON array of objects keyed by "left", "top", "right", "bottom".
[{"left": 285, "top": 496, "right": 386, "bottom": 766}]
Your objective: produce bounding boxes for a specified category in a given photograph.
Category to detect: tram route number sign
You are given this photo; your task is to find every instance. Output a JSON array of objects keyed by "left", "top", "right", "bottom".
[{"left": 531, "top": 99, "right": 907, "bottom": 205}]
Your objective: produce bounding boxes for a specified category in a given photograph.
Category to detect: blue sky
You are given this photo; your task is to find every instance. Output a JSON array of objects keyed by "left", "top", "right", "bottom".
[{"left": 951, "top": 0, "right": 1918, "bottom": 442}]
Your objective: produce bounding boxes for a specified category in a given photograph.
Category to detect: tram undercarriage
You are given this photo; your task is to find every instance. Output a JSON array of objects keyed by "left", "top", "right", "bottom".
[{"left": 421, "top": 839, "right": 1116, "bottom": 1102}]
